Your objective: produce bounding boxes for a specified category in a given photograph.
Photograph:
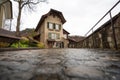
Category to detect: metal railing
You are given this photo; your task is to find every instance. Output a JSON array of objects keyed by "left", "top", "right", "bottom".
[
  {"left": 84, "top": 0, "right": 120, "bottom": 50},
  {"left": 85, "top": 0, "right": 120, "bottom": 36}
]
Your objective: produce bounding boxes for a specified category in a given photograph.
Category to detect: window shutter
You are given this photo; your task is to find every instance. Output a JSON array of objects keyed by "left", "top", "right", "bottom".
[
  {"left": 47, "top": 22, "right": 49, "bottom": 29},
  {"left": 54, "top": 23, "right": 55, "bottom": 29},
  {"left": 48, "top": 33, "right": 51, "bottom": 39},
  {"left": 58, "top": 34, "right": 60, "bottom": 39},
  {"left": 59, "top": 25, "right": 61, "bottom": 30}
]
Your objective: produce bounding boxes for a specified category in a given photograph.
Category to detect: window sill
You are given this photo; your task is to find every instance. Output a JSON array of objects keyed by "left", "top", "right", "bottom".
[
  {"left": 48, "top": 29, "right": 54, "bottom": 31},
  {"left": 55, "top": 30, "right": 61, "bottom": 31}
]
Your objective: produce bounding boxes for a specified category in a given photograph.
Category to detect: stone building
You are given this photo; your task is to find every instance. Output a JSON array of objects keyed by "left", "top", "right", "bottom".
[
  {"left": 35, "top": 9, "right": 69, "bottom": 48},
  {"left": 63, "top": 29, "right": 70, "bottom": 48},
  {"left": 68, "top": 36, "right": 85, "bottom": 48},
  {"left": 80, "top": 12, "right": 120, "bottom": 49}
]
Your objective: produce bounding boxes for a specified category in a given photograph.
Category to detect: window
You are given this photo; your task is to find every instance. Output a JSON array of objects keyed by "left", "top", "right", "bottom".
[
  {"left": 48, "top": 33, "right": 60, "bottom": 39},
  {"left": 55, "top": 24, "right": 61, "bottom": 30},
  {"left": 47, "top": 22, "right": 61, "bottom": 31},
  {"left": 55, "top": 24, "right": 60, "bottom": 30},
  {"left": 48, "top": 33, "right": 55, "bottom": 39},
  {"left": 48, "top": 22, "right": 54, "bottom": 30},
  {"left": 51, "top": 33, "right": 56, "bottom": 39},
  {"left": 48, "top": 33, "right": 52, "bottom": 39},
  {"left": 64, "top": 34, "right": 67, "bottom": 39}
]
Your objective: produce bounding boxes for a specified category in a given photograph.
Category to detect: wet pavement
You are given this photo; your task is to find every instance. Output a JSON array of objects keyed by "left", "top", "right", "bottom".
[{"left": 0, "top": 49, "right": 120, "bottom": 80}]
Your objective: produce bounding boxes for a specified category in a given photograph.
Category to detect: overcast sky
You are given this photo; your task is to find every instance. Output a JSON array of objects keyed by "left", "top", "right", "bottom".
[{"left": 11, "top": 0, "right": 120, "bottom": 36}]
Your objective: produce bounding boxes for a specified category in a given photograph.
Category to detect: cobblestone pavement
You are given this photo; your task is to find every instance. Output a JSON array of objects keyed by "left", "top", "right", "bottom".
[{"left": 0, "top": 49, "right": 120, "bottom": 80}]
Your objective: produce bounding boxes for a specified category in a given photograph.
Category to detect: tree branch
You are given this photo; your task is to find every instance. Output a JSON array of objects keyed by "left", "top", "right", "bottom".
[{"left": 21, "top": 0, "right": 47, "bottom": 9}]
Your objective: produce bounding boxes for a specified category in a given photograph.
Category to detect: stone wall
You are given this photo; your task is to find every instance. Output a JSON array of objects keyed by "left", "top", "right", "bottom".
[{"left": 79, "top": 13, "right": 120, "bottom": 50}]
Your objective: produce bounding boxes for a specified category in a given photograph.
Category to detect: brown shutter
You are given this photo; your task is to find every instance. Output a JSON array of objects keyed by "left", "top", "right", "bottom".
[
  {"left": 59, "top": 24, "right": 61, "bottom": 30},
  {"left": 54, "top": 23, "right": 55, "bottom": 29},
  {"left": 47, "top": 22, "right": 49, "bottom": 29}
]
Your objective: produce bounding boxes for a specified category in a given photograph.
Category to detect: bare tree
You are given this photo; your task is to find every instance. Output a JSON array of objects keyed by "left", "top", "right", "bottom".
[{"left": 14, "top": 0, "right": 47, "bottom": 36}]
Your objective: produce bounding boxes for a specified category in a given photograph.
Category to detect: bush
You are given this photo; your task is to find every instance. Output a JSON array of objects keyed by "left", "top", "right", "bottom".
[
  {"left": 37, "top": 42, "right": 45, "bottom": 48},
  {"left": 10, "top": 37, "right": 45, "bottom": 48},
  {"left": 20, "top": 37, "right": 29, "bottom": 44},
  {"left": 10, "top": 42, "right": 29, "bottom": 48},
  {"left": 10, "top": 42, "right": 19, "bottom": 48},
  {"left": 10, "top": 37, "right": 29, "bottom": 48}
]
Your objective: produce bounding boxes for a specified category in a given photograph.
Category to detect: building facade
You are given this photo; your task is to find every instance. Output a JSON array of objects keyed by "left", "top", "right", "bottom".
[
  {"left": 68, "top": 36, "right": 85, "bottom": 48},
  {"left": 35, "top": 9, "right": 69, "bottom": 48}
]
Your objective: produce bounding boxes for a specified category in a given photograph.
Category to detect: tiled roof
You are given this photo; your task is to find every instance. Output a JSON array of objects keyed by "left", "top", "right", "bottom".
[
  {"left": 0, "top": 29, "right": 21, "bottom": 39},
  {"left": 63, "top": 29, "right": 70, "bottom": 34}
]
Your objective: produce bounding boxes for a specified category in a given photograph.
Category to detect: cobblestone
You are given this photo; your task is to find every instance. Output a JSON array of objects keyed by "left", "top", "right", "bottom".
[{"left": 0, "top": 49, "right": 120, "bottom": 80}]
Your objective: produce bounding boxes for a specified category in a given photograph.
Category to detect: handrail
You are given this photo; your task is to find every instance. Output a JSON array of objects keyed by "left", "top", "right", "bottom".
[{"left": 85, "top": 0, "right": 120, "bottom": 36}]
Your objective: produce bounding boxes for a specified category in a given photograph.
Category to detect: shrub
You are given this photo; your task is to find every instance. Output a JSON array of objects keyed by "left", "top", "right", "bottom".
[
  {"left": 20, "top": 37, "right": 29, "bottom": 44},
  {"left": 10, "top": 37, "right": 29, "bottom": 48},
  {"left": 10, "top": 42, "right": 19, "bottom": 48},
  {"left": 10, "top": 42, "right": 29, "bottom": 48},
  {"left": 10, "top": 37, "right": 45, "bottom": 48},
  {"left": 37, "top": 42, "right": 45, "bottom": 48}
]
